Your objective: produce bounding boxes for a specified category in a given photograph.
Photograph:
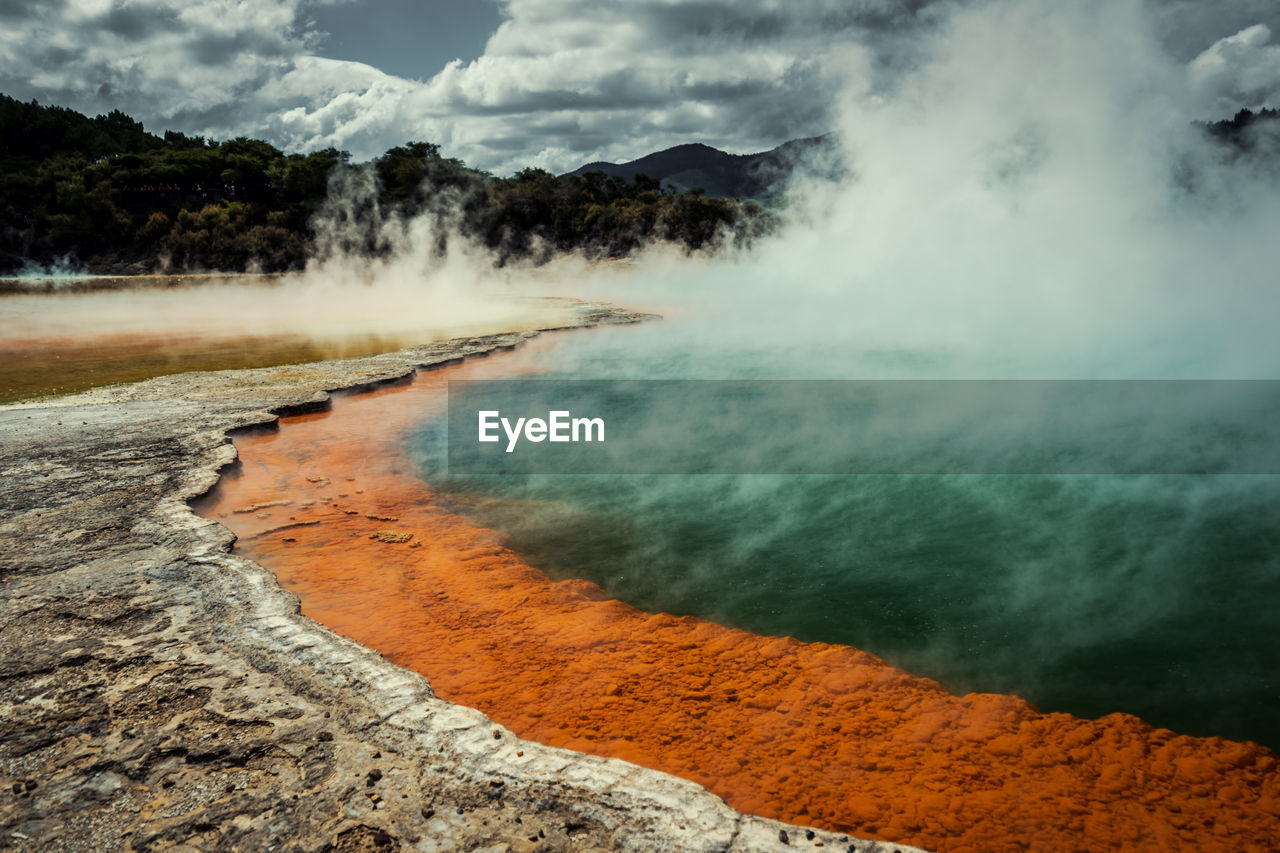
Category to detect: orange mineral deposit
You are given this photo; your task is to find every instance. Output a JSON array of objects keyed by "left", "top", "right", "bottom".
[{"left": 197, "top": 334, "right": 1280, "bottom": 853}]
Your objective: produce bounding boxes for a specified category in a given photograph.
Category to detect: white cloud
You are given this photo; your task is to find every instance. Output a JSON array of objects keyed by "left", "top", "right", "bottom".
[
  {"left": 5, "top": 0, "right": 1277, "bottom": 175},
  {"left": 1189, "top": 23, "right": 1280, "bottom": 113},
  {"left": 250, "top": 0, "right": 884, "bottom": 173},
  {"left": 0, "top": 0, "right": 890, "bottom": 172}
]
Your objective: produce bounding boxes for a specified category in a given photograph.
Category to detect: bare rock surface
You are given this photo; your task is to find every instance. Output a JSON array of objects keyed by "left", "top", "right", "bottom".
[{"left": 0, "top": 304, "right": 927, "bottom": 853}]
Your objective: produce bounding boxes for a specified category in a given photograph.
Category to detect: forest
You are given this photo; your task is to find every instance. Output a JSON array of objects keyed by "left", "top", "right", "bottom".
[
  {"left": 1201, "top": 106, "right": 1280, "bottom": 146},
  {"left": 0, "top": 94, "right": 775, "bottom": 275},
  {"left": 4, "top": 95, "right": 1272, "bottom": 277}
]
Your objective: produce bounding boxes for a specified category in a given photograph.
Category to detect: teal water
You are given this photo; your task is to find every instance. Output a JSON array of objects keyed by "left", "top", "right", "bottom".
[{"left": 410, "top": 322, "right": 1280, "bottom": 749}]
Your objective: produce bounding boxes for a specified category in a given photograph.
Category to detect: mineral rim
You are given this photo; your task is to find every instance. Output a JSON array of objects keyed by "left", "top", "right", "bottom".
[{"left": 0, "top": 304, "right": 921, "bottom": 853}]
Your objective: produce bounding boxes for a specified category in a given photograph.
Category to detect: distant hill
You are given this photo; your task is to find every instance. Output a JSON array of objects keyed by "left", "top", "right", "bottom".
[{"left": 565, "top": 136, "right": 840, "bottom": 198}]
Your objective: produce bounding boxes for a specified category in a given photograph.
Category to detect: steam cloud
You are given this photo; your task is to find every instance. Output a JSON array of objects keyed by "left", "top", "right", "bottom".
[
  {"left": 416, "top": 0, "right": 1280, "bottom": 743},
  {"left": 2, "top": 167, "right": 590, "bottom": 351},
  {"left": 543, "top": 0, "right": 1280, "bottom": 382}
]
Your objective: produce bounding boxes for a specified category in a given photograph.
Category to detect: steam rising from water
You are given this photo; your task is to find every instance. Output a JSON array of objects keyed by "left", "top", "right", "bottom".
[
  {"left": 10, "top": 2, "right": 1275, "bottom": 378},
  {"left": 551, "top": 0, "right": 1280, "bottom": 381},
  {"left": 418, "top": 0, "right": 1280, "bottom": 745},
  {"left": 1, "top": 172, "right": 590, "bottom": 351}
]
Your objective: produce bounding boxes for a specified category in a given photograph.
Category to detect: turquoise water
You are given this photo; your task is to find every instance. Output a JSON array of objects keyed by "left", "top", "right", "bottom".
[{"left": 410, "top": 322, "right": 1280, "bottom": 749}]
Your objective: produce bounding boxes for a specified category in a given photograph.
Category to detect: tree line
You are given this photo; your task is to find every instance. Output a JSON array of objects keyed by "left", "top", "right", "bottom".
[
  {"left": 1200, "top": 107, "right": 1280, "bottom": 148},
  {"left": 0, "top": 94, "right": 775, "bottom": 275}
]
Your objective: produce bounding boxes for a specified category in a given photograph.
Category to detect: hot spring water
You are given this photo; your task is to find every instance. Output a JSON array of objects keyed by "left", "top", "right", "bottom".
[{"left": 412, "top": 321, "right": 1280, "bottom": 749}]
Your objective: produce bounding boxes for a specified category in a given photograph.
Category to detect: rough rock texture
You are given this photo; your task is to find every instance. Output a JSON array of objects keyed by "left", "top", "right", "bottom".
[{"left": 0, "top": 305, "right": 924, "bottom": 853}]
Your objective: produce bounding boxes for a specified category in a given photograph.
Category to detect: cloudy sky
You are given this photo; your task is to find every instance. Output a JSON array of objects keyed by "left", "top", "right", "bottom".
[{"left": 1, "top": 0, "right": 1278, "bottom": 175}]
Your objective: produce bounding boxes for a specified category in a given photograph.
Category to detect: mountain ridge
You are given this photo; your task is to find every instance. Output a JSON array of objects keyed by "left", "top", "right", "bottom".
[{"left": 565, "top": 135, "right": 839, "bottom": 198}]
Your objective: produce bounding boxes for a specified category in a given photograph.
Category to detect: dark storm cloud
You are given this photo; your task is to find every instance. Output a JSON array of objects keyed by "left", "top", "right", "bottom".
[
  {"left": 634, "top": 0, "right": 938, "bottom": 44},
  {"left": 438, "top": 72, "right": 781, "bottom": 119},
  {"left": 637, "top": 3, "right": 793, "bottom": 42},
  {"left": 681, "top": 79, "right": 779, "bottom": 105},
  {"left": 473, "top": 135, "right": 541, "bottom": 152},
  {"left": 189, "top": 29, "right": 296, "bottom": 67},
  {"left": 732, "top": 72, "right": 833, "bottom": 142},
  {"left": 0, "top": 0, "right": 63, "bottom": 18},
  {"left": 37, "top": 44, "right": 80, "bottom": 68},
  {"left": 189, "top": 33, "right": 252, "bottom": 66},
  {"left": 472, "top": 114, "right": 616, "bottom": 155},
  {"left": 100, "top": 2, "right": 180, "bottom": 39},
  {"left": 166, "top": 100, "right": 249, "bottom": 132}
]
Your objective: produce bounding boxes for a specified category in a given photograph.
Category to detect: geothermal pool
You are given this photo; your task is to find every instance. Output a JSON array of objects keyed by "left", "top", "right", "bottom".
[
  {"left": 199, "top": 323, "right": 1280, "bottom": 853},
  {"left": 0, "top": 274, "right": 580, "bottom": 403},
  {"left": 423, "top": 380, "right": 1280, "bottom": 750}
]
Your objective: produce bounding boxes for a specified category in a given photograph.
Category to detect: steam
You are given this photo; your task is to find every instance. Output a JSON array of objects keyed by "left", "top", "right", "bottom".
[
  {"left": 418, "top": 0, "right": 1280, "bottom": 743},
  {"left": 15, "top": 1, "right": 1276, "bottom": 379},
  {"left": 2, "top": 256, "right": 87, "bottom": 283},
  {"left": 1, "top": 167, "right": 589, "bottom": 352},
  {"left": 547, "top": 0, "right": 1280, "bottom": 381}
]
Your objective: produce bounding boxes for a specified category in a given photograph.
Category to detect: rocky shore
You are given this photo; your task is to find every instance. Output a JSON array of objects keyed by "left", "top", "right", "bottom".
[{"left": 0, "top": 304, "right": 920, "bottom": 853}]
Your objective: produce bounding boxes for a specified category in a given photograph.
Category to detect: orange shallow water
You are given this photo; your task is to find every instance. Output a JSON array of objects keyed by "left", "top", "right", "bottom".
[{"left": 198, "top": 332, "right": 1280, "bottom": 853}]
